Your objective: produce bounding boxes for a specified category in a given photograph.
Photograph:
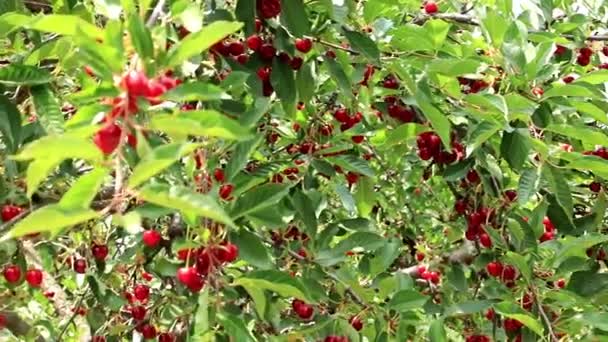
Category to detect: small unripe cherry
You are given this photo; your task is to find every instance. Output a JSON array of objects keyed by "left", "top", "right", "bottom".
[
  {"left": 142, "top": 230, "right": 162, "bottom": 248},
  {"left": 133, "top": 284, "right": 150, "bottom": 301},
  {"left": 3, "top": 264, "right": 22, "bottom": 283},
  {"left": 25, "top": 268, "right": 43, "bottom": 287}
]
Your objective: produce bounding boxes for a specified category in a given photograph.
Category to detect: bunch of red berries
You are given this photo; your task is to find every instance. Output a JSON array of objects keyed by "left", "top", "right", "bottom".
[{"left": 416, "top": 132, "right": 464, "bottom": 164}]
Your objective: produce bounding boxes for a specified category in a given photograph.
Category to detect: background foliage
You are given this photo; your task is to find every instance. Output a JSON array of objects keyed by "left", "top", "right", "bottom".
[{"left": 1, "top": 0, "right": 608, "bottom": 341}]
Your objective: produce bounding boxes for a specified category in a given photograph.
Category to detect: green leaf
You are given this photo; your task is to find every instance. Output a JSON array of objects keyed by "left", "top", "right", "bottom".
[
  {"left": 225, "top": 135, "right": 263, "bottom": 181},
  {"left": 582, "top": 312, "right": 608, "bottom": 332},
  {"left": 574, "top": 70, "right": 608, "bottom": 84},
  {"left": 28, "top": 15, "right": 102, "bottom": 38},
  {"left": 59, "top": 168, "right": 108, "bottom": 210},
  {"left": 127, "top": 13, "right": 154, "bottom": 61},
  {"left": 343, "top": 29, "right": 380, "bottom": 63},
  {"left": 545, "top": 124, "right": 608, "bottom": 148},
  {"left": 368, "top": 238, "right": 401, "bottom": 276},
  {"left": 0, "top": 65, "right": 51, "bottom": 85},
  {"left": 326, "top": 155, "right": 374, "bottom": 177},
  {"left": 416, "top": 80, "right": 451, "bottom": 149},
  {"left": 444, "top": 300, "right": 493, "bottom": 316},
  {"left": 270, "top": 58, "right": 297, "bottom": 117},
  {"left": 316, "top": 232, "right": 385, "bottom": 266},
  {"left": 504, "top": 252, "right": 532, "bottom": 282},
  {"left": 281, "top": 0, "right": 310, "bottom": 37},
  {"left": 296, "top": 63, "right": 315, "bottom": 104},
  {"left": 192, "top": 289, "right": 209, "bottom": 337},
  {"left": 161, "top": 81, "right": 230, "bottom": 102},
  {"left": 128, "top": 143, "right": 199, "bottom": 188},
  {"left": 542, "top": 164, "right": 572, "bottom": 218},
  {"left": 152, "top": 257, "right": 182, "bottom": 277},
  {"left": 379, "top": 123, "right": 428, "bottom": 149},
  {"left": 25, "top": 158, "right": 63, "bottom": 199},
  {"left": 292, "top": 190, "right": 318, "bottom": 234},
  {"left": 149, "top": 111, "right": 252, "bottom": 141},
  {"left": 517, "top": 167, "right": 539, "bottom": 205},
  {"left": 0, "top": 94, "right": 22, "bottom": 153},
  {"left": 567, "top": 270, "right": 608, "bottom": 297},
  {"left": 388, "top": 290, "right": 428, "bottom": 312},
  {"left": 552, "top": 234, "right": 608, "bottom": 267},
  {"left": 167, "top": 21, "right": 243, "bottom": 67},
  {"left": 428, "top": 319, "right": 447, "bottom": 342},
  {"left": 469, "top": 121, "right": 501, "bottom": 151},
  {"left": 542, "top": 84, "right": 600, "bottom": 99},
  {"left": 218, "top": 313, "right": 256, "bottom": 342},
  {"left": 567, "top": 155, "right": 608, "bottom": 179},
  {"left": 480, "top": 10, "right": 508, "bottom": 47},
  {"left": 424, "top": 19, "right": 450, "bottom": 49},
  {"left": 427, "top": 59, "right": 483, "bottom": 77},
  {"left": 324, "top": 56, "right": 353, "bottom": 99},
  {"left": 231, "top": 229, "right": 274, "bottom": 270},
  {"left": 234, "top": 270, "right": 313, "bottom": 302},
  {"left": 500, "top": 128, "right": 530, "bottom": 171},
  {"left": 230, "top": 184, "right": 291, "bottom": 219},
  {"left": 354, "top": 176, "right": 375, "bottom": 218},
  {"left": 31, "top": 85, "right": 64, "bottom": 135},
  {"left": 13, "top": 135, "right": 103, "bottom": 162},
  {"left": 494, "top": 302, "right": 544, "bottom": 336},
  {"left": 235, "top": 0, "right": 255, "bottom": 36},
  {"left": 3, "top": 205, "right": 99, "bottom": 240},
  {"left": 138, "top": 183, "right": 234, "bottom": 227}
]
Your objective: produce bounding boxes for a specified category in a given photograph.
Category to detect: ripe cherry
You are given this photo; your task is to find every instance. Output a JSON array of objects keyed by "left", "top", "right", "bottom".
[
  {"left": 142, "top": 230, "right": 162, "bottom": 248},
  {"left": 246, "top": 35, "right": 262, "bottom": 51},
  {"left": 292, "top": 299, "right": 314, "bottom": 319},
  {"left": 158, "top": 333, "right": 175, "bottom": 342},
  {"left": 539, "top": 231, "right": 555, "bottom": 242},
  {"left": 290, "top": 57, "right": 303, "bottom": 70},
  {"left": 257, "top": 67, "right": 271, "bottom": 81},
  {"left": 590, "top": 181, "right": 602, "bottom": 193},
  {"left": 73, "top": 259, "right": 87, "bottom": 274},
  {"left": 25, "top": 268, "right": 43, "bottom": 287},
  {"left": 504, "top": 190, "right": 517, "bottom": 202},
  {"left": 133, "top": 284, "right": 150, "bottom": 301},
  {"left": 486, "top": 261, "right": 503, "bottom": 277},
  {"left": 501, "top": 265, "right": 517, "bottom": 282},
  {"left": 177, "top": 267, "right": 205, "bottom": 292},
  {"left": 346, "top": 172, "right": 359, "bottom": 185},
  {"left": 214, "top": 168, "right": 225, "bottom": 183},
  {"left": 91, "top": 336, "right": 106, "bottom": 342},
  {"left": 228, "top": 41, "right": 245, "bottom": 56},
  {"left": 503, "top": 318, "right": 523, "bottom": 332},
  {"left": 3, "top": 264, "right": 22, "bottom": 283},
  {"left": 349, "top": 315, "right": 363, "bottom": 331},
  {"left": 416, "top": 252, "right": 425, "bottom": 262},
  {"left": 216, "top": 242, "right": 239, "bottom": 263},
  {"left": 122, "top": 71, "right": 149, "bottom": 97},
  {"left": 139, "top": 323, "right": 157, "bottom": 339},
  {"left": 94, "top": 123, "right": 122, "bottom": 155},
  {"left": 479, "top": 233, "right": 492, "bottom": 248},
  {"left": 351, "top": 135, "right": 364, "bottom": 144},
  {"left": 1, "top": 205, "right": 23, "bottom": 222},
  {"left": 556, "top": 278, "right": 566, "bottom": 288},
  {"left": 324, "top": 336, "right": 349, "bottom": 342},
  {"left": 485, "top": 308, "right": 495, "bottom": 321},
  {"left": 91, "top": 244, "right": 109, "bottom": 261},
  {"left": 466, "top": 169, "right": 480, "bottom": 183},
  {"left": 259, "top": 43, "right": 276, "bottom": 61},
  {"left": 424, "top": 1, "right": 438, "bottom": 14},
  {"left": 295, "top": 38, "right": 313, "bottom": 53},
  {"left": 532, "top": 87, "right": 544, "bottom": 96},
  {"left": 257, "top": 0, "right": 282, "bottom": 19},
  {"left": 219, "top": 184, "right": 234, "bottom": 200},
  {"left": 130, "top": 305, "right": 147, "bottom": 320}
]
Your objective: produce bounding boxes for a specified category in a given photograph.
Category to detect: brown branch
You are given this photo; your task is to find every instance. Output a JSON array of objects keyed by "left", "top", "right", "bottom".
[{"left": 312, "top": 38, "right": 360, "bottom": 55}]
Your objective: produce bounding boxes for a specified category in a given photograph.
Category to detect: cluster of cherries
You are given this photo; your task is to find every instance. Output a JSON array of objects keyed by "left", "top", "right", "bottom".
[
  {"left": 416, "top": 131, "right": 464, "bottom": 164},
  {"left": 192, "top": 157, "right": 235, "bottom": 201},
  {"left": 379, "top": 75, "right": 417, "bottom": 123},
  {"left": 485, "top": 261, "right": 518, "bottom": 287},
  {"left": 333, "top": 107, "right": 364, "bottom": 134},
  {"left": 93, "top": 70, "right": 182, "bottom": 155},
  {"left": 121, "top": 282, "right": 176, "bottom": 341},
  {"left": 2, "top": 264, "right": 43, "bottom": 288},
  {"left": 292, "top": 299, "right": 314, "bottom": 319},
  {"left": 175, "top": 242, "right": 239, "bottom": 292},
  {"left": 457, "top": 77, "right": 490, "bottom": 94},
  {"left": 324, "top": 336, "right": 350, "bottom": 342},
  {"left": 555, "top": 44, "right": 608, "bottom": 68}
]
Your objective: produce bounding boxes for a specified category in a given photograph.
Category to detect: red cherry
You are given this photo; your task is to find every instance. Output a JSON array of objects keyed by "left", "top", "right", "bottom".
[
  {"left": 73, "top": 259, "right": 87, "bottom": 274},
  {"left": 140, "top": 323, "right": 157, "bottom": 339},
  {"left": 236, "top": 54, "right": 249, "bottom": 64},
  {"left": 44, "top": 290, "right": 55, "bottom": 299},
  {"left": 92, "top": 336, "right": 106, "bottom": 342},
  {"left": 257, "top": 67, "right": 271, "bottom": 81},
  {"left": 158, "top": 333, "right": 175, "bottom": 342},
  {"left": 122, "top": 70, "right": 149, "bottom": 97},
  {"left": 556, "top": 278, "right": 566, "bottom": 288},
  {"left": 590, "top": 182, "right": 602, "bottom": 193},
  {"left": 416, "top": 252, "right": 425, "bottom": 262},
  {"left": 259, "top": 43, "right": 276, "bottom": 61},
  {"left": 133, "top": 284, "right": 150, "bottom": 301},
  {"left": 214, "top": 168, "right": 225, "bottom": 183},
  {"left": 3, "top": 264, "right": 22, "bottom": 283},
  {"left": 130, "top": 305, "right": 147, "bottom": 320},
  {"left": 246, "top": 35, "right": 262, "bottom": 51},
  {"left": 454, "top": 199, "right": 467, "bottom": 214},
  {"left": 539, "top": 231, "right": 555, "bottom": 242},
  {"left": 216, "top": 242, "right": 239, "bottom": 263},
  {"left": 351, "top": 135, "right": 364, "bottom": 144},
  {"left": 228, "top": 41, "right": 245, "bottom": 56},
  {"left": 94, "top": 123, "right": 122, "bottom": 155},
  {"left": 91, "top": 244, "right": 109, "bottom": 261},
  {"left": 504, "top": 190, "right": 518, "bottom": 202},
  {"left": 424, "top": 1, "right": 438, "bottom": 14},
  {"left": 177, "top": 248, "right": 197, "bottom": 261},
  {"left": 554, "top": 45, "right": 567, "bottom": 55},
  {"left": 1, "top": 205, "right": 23, "bottom": 222},
  {"left": 325, "top": 50, "right": 336, "bottom": 59},
  {"left": 257, "top": 0, "right": 281, "bottom": 19},
  {"left": 543, "top": 216, "right": 555, "bottom": 232},
  {"left": 295, "top": 38, "right": 313, "bottom": 53},
  {"left": 142, "top": 230, "right": 162, "bottom": 248},
  {"left": 479, "top": 233, "right": 492, "bottom": 248},
  {"left": 84, "top": 66, "right": 95, "bottom": 77},
  {"left": 563, "top": 75, "right": 575, "bottom": 83},
  {"left": 145, "top": 81, "right": 167, "bottom": 104},
  {"left": 485, "top": 308, "right": 495, "bottom": 320},
  {"left": 580, "top": 47, "right": 593, "bottom": 57},
  {"left": 577, "top": 54, "right": 591, "bottom": 66},
  {"left": 25, "top": 268, "right": 43, "bottom": 287},
  {"left": 219, "top": 184, "right": 234, "bottom": 200},
  {"left": 176, "top": 267, "right": 205, "bottom": 292},
  {"left": 532, "top": 87, "right": 544, "bottom": 96},
  {"left": 501, "top": 265, "right": 517, "bottom": 281},
  {"left": 333, "top": 108, "right": 350, "bottom": 123},
  {"left": 349, "top": 315, "right": 363, "bottom": 331},
  {"left": 504, "top": 318, "right": 523, "bottom": 332},
  {"left": 466, "top": 169, "right": 480, "bottom": 183},
  {"left": 290, "top": 56, "right": 303, "bottom": 70},
  {"left": 486, "top": 261, "right": 503, "bottom": 277}
]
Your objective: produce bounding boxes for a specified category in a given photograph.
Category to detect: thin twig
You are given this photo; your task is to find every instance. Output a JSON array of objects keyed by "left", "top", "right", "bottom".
[
  {"left": 146, "top": 0, "right": 167, "bottom": 27},
  {"left": 312, "top": 38, "right": 360, "bottom": 55},
  {"left": 529, "top": 286, "right": 559, "bottom": 342}
]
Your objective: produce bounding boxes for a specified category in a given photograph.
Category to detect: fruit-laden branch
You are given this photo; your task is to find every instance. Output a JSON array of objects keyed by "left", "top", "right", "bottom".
[
  {"left": 416, "top": 13, "right": 608, "bottom": 41},
  {"left": 21, "top": 240, "right": 91, "bottom": 341}
]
